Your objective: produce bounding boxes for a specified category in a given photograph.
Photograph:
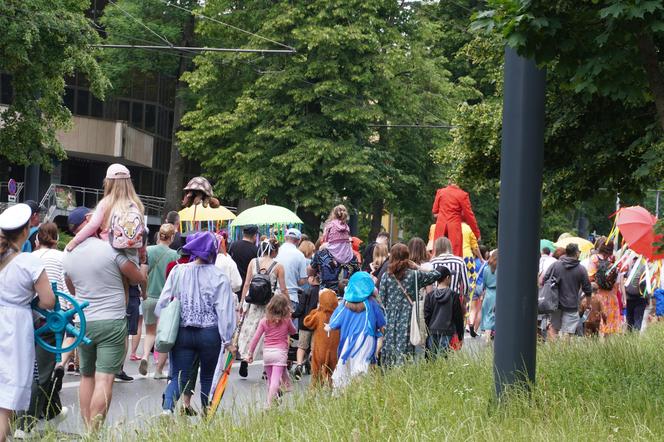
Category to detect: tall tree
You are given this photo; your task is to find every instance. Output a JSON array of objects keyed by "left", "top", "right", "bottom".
[
  {"left": 0, "top": 0, "right": 108, "bottom": 168},
  {"left": 179, "top": 0, "right": 469, "bottom": 238},
  {"left": 100, "top": 0, "right": 197, "bottom": 211}
]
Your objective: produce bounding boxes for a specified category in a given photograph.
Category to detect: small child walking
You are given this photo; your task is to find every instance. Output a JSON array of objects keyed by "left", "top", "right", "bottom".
[
  {"left": 303, "top": 289, "right": 340, "bottom": 387},
  {"left": 424, "top": 266, "right": 464, "bottom": 358},
  {"left": 322, "top": 205, "right": 354, "bottom": 265},
  {"left": 246, "top": 295, "right": 297, "bottom": 406},
  {"left": 327, "top": 272, "right": 386, "bottom": 390}
]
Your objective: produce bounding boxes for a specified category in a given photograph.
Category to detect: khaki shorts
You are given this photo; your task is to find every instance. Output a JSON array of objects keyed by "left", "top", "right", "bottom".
[
  {"left": 143, "top": 297, "right": 159, "bottom": 326},
  {"left": 550, "top": 309, "right": 579, "bottom": 335},
  {"left": 79, "top": 319, "right": 127, "bottom": 376},
  {"left": 298, "top": 330, "right": 313, "bottom": 350}
]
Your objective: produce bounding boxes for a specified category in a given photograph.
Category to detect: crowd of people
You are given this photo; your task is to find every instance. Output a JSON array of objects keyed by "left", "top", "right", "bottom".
[{"left": 0, "top": 167, "right": 661, "bottom": 440}]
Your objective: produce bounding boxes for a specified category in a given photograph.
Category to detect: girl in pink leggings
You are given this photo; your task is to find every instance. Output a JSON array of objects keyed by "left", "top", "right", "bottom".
[{"left": 246, "top": 295, "right": 296, "bottom": 406}]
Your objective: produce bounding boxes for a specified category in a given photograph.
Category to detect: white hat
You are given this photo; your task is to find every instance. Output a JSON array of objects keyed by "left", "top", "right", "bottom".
[{"left": 0, "top": 203, "right": 32, "bottom": 231}]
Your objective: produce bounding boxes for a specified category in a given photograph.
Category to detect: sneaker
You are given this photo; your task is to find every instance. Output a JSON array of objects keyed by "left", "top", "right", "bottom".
[
  {"left": 292, "top": 364, "right": 303, "bottom": 381},
  {"left": 153, "top": 370, "right": 169, "bottom": 380},
  {"left": 53, "top": 365, "right": 65, "bottom": 392},
  {"left": 262, "top": 371, "right": 268, "bottom": 381},
  {"left": 180, "top": 406, "right": 198, "bottom": 417},
  {"left": 239, "top": 360, "right": 248, "bottom": 378},
  {"left": 67, "top": 362, "right": 75, "bottom": 372},
  {"left": 74, "top": 366, "right": 80, "bottom": 376},
  {"left": 139, "top": 358, "right": 148, "bottom": 376},
  {"left": 115, "top": 371, "right": 134, "bottom": 382},
  {"left": 469, "top": 324, "right": 478, "bottom": 338},
  {"left": 129, "top": 354, "right": 141, "bottom": 361},
  {"left": 46, "top": 406, "right": 69, "bottom": 427},
  {"left": 13, "top": 429, "right": 34, "bottom": 440}
]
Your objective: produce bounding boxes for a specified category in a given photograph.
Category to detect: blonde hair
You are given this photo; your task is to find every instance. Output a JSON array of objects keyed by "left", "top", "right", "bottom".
[
  {"left": 327, "top": 204, "right": 348, "bottom": 223},
  {"left": 100, "top": 178, "right": 145, "bottom": 229},
  {"left": 372, "top": 243, "right": 388, "bottom": 270},
  {"left": 298, "top": 240, "right": 315, "bottom": 259},
  {"left": 158, "top": 223, "right": 176, "bottom": 242}
]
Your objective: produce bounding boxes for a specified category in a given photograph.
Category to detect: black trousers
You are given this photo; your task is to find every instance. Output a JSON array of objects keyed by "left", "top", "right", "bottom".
[{"left": 626, "top": 297, "right": 648, "bottom": 332}]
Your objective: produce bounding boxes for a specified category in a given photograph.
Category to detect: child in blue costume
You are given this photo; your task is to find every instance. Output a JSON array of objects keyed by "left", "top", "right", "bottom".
[{"left": 327, "top": 272, "right": 386, "bottom": 390}]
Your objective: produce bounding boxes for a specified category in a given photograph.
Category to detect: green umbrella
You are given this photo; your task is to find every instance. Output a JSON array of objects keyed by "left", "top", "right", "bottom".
[
  {"left": 230, "top": 204, "right": 303, "bottom": 242},
  {"left": 540, "top": 239, "right": 556, "bottom": 253}
]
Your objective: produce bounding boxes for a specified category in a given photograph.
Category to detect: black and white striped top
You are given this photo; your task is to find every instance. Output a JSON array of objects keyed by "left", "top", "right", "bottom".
[{"left": 429, "top": 253, "right": 470, "bottom": 297}]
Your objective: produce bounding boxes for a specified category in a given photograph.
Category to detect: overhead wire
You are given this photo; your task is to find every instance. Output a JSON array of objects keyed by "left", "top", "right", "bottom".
[{"left": 107, "top": 0, "right": 174, "bottom": 47}]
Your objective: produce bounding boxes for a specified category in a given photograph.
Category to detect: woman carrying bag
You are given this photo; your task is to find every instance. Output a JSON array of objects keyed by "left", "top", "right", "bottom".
[{"left": 156, "top": 232, "right": 237, "bottom": 414}]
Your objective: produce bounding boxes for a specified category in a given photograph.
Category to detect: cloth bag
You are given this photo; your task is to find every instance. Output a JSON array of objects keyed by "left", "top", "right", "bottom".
[
  {"left": 156, "top": 266, "right": 181, "bottom": 352},
  {"left": 397, "top": 273, "right": 427, "bottom": 347},
  {"left": 538, "top": 274, "right": 559, "bottom": 314}
]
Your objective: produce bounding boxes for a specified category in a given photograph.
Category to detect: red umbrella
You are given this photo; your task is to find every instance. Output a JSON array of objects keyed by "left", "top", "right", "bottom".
[{"left": 616, "top": 206, "right": 664, "bottom": 261}]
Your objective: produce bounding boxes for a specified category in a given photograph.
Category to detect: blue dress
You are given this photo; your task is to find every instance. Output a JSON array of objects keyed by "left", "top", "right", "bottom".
[{"left": 480, "top": 266, "right": 497, "bottom": 332}]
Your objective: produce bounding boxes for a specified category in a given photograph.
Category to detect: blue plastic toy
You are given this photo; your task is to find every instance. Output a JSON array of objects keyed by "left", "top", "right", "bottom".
[{"left": 31, "top": 283, "right": 92, "bottom": 362}]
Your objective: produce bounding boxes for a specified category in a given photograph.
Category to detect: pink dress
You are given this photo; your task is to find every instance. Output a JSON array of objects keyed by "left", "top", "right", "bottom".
[
  {"left": 248, "top": 318, "right": 296, "bottom": 366},
  {"left": 323, "top": 219, "right": 354, "bottom": 264}
]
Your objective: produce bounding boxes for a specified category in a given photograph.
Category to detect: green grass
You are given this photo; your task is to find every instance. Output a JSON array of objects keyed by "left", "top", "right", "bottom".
[{"left": 91, "top": 325, "right": 664, "bottom": 441}]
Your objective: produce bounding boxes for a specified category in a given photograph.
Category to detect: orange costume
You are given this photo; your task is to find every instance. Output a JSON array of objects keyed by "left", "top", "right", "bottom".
[
  {"left": 432, "top": 185, "right": 481, "bottom": 257},
  {"left": 303, "top": 289, "right": 340, "bottom": 387}
]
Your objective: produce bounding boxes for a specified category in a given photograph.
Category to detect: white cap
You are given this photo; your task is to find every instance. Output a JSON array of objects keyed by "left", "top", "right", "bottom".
[{"left": 0, "top": 203, "right": 32, "bottom": 231}]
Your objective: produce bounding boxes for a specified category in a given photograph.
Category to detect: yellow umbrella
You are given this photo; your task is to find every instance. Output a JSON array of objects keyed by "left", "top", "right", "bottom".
[
  {"left": 555, "top": 236, "right": 594, "bottom": 254},
  {"left": 178, "top": 203, "right": 236, "bottom": 222}
]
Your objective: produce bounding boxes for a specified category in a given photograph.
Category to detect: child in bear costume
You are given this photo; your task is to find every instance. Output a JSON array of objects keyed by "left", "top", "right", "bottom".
[{"left": 303, "top": 289, "right": 340, "bottom": 387}]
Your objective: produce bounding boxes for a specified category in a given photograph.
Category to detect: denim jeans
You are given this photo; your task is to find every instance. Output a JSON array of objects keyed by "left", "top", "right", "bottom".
[
  {"left": 427, "top": 333, "right": 453, "bottom": 359},
  {"left": 163, "top": 326, "right": 221, "bottom": 411},
  {"left": 626, "top": 297, "right": 648, "bottom": 332}
]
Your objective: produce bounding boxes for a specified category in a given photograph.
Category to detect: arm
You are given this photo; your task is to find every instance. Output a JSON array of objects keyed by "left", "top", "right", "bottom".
[
  {"left": 155, "top": 266, "right": 177, "bottom": 316},
  {"left": 287, "top": 317, "right": 297, "bottom": 335},
  {"left": 247, "top": 320, "right": 266, "bottom": 357},
  {"left": 34, "top": 271, "right": 56, "bottom": 310},
  {"left": 229, "top": 260, "right": 244, "bottom": 293},
  {"left": 303, "top": 309, "right": 319, "bottom": 330},
  {"left": 140, "top": 263, "right": 148, "bottom": 299},
  {"left": 461, "top": 192, "right": 481, "bottom": 240},
  {"left": 580, "top": 268, "right": 592, "bottom": 297},
  {"left": 424, "top": 293, "right": 433, "bottom": 327},
  {"left": 215, "top": 277, "right": 237, "bottom": 349},
  {"left": 417, "top": 269, "right": 441, "bottom": 288},
  {"left": 328, "top": 305, "right": 345, "bottom": 330},
  {"left": 65, "top": 275, "right": 76, "bottom": 297},
  {"left": 453, "top": 294, "right": 464, "bottom": 341},
  {"left": 120, "top": 260, "right": 146, "bottom": 286},
  {"left": 432, "top": 190, "right": 441, "bottom": 216},
  {"left": 459, "top": 262, "right": 470, "bottom": 298},
  {"left": 67, "top": 201, "right": 106, "bottom": 250},
  {"left": 240, "top": 259, "right": 255, "bottom": 303},
  {"left": 276, "top": 265, "right": 289, "bottom": 297}
]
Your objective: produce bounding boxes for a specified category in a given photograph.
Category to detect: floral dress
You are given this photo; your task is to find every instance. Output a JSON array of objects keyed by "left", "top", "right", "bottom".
[
  {"left": 588, "top": 254, "right": 622, "bottom": 336},
  {"left": 379, "top": 268, "right": 440, "bottom": 368}
]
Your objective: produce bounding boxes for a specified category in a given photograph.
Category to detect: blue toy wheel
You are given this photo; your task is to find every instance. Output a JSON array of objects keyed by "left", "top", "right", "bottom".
[{"left": 31, "top": 283, "right": 91, "bottom": 362}]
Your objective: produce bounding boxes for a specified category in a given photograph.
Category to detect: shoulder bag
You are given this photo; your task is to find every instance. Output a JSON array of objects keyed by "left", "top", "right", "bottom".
[
  {"left": 538, "top": 264, "right": 559, "bottom": 314},
  {"left": 155, "top": 265, "right": 182, "bottom": 352},
  {"left": 396, "top": 271, "right": 428, "bottom": 347}
]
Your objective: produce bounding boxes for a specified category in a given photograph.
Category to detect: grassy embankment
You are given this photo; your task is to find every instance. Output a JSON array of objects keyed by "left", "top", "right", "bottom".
[{"left": 121, "top": 325, "right": 664, "bottom": 441}]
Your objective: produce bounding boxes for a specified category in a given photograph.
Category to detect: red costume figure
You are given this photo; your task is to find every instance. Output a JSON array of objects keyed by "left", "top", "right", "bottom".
[{"left": 432, "top": 184, "right": 481, "bottom": 257}]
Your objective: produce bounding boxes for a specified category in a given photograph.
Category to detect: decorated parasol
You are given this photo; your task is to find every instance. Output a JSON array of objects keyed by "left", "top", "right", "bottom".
[
  {"left": 615, "top": 206, "right": 664, "bottom": 261},
  {"left": 230, "top": 204, "right": 303, "bottom": 242},
  {"left": 555, "top": 236, "right": 594, "bottom": 254},
  {"left": 178, "top": 203, "right": 236, "bottom": 234}
]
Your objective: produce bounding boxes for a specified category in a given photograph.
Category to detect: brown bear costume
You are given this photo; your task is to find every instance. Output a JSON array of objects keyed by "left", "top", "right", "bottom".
[{"left": 303, "top": 289, "right": 340, "bottom": 387}]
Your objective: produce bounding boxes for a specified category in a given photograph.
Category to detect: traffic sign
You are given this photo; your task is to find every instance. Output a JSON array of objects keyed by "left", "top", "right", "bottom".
[{"left": 7, "top": 178, "right": 17, "bottom": 196}]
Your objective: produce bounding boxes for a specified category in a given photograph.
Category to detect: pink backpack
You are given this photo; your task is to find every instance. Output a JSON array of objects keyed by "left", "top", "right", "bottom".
[{"left": 109, "top": 203, "right": 145, "bottom": 249}]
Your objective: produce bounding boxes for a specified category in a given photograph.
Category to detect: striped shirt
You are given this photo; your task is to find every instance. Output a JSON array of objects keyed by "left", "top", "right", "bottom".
[
  {"left": 429, "top": 253, "right": 470, "bottom": 298},
  {"left": 32, "top": 247, "right": 70, "bottom": 309}
]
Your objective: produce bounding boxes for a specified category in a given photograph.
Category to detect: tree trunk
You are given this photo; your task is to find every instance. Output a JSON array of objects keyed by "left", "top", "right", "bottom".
[
  {"left": 637, "top": 31, "right": 664, "bottom": 132},
  {"left": 164, "top": 14, "right": 195, "bottom": 214},
  {"left": 296, "top": 208, "right": 321, "bottom": 241},
  {"left": 368, "top": 199, "right": 384, "bottom": 242}
]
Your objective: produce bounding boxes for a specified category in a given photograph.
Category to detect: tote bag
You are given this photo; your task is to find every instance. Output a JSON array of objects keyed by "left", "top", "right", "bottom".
[
  {"left": 155, "top": 266, "right": 182, "bottom": 352},
  {"left": 397, "top": 273, "right": 427, "bottom": 347}
]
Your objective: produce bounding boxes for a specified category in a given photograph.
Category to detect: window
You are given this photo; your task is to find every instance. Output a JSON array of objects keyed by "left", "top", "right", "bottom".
[
  {"left": 144, "top": 104, "right": 156, "bottom": 133},
  {"left": 63, "top": 87, "right": 75, "bottom": 112},
  {"left": 118, "top": 100, "right": 130, "bottom": 121},
  {"left": 131, "top": 102, "right": 143, "bottom": 128},
  {"left": 1, "top": 74, "right": 13, "bottom": 104},
  {"left": 76, "top": 89, "right": 90, "bottom": 116},
  {"left": 91, "top": 96, "right": 104, "bottom": 118}
]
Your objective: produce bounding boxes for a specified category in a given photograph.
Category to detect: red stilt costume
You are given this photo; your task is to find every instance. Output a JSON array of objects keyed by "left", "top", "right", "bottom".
[{"left": 432, "top": 185, "right": 481, "bottom": 257}]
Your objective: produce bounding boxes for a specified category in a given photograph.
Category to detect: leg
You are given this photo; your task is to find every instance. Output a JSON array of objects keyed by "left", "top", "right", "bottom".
[
  {"left": 142, "top": 323, "right": 157, "bottom": 364},
  {"left": 266, "top": 366, "right": 285, "bottom": 406},
  {"left": 0, "top": 408, "right": 11, "bottom": 442},
  {"left": 625, "top": 299, "right": 636, "bottom": 331},
  {"left": 633, "top": 299, "right": 647, "bottom": 331},
  {"left": 196, "top": 328, "right": 221, "bottom": 410},
  {"left": 79, "top": 375, "right": 95, "bottom": 426},
  {"left": 264, "top": 365, "right": 275, "bottom": 405},
  {"left": 88, "top": 373, "right": 115, "bottom": 430},
  {"left": 163, "top": 328, "right": 195, "bottom": 411},
  {"left": 130, "top": 315, "right": 143, "bottom": 357}
]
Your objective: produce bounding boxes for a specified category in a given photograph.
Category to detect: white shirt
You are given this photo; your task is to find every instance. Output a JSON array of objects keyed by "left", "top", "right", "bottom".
[
  {"left": 539, "top": 255, "right": 557, "bottom": 277},
  {"left": 215, "top": 253, "right": 243, "bottom": 293}
]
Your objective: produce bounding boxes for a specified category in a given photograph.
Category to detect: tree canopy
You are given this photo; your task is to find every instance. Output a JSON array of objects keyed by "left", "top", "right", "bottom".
[{"left": 0, "top": 0, "right": 108, "bottom": 169}]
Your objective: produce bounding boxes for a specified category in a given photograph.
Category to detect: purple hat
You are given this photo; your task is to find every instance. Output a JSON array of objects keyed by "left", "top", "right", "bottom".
[{"left": 183, "top": 231, "right": 218, "bottom": 264}]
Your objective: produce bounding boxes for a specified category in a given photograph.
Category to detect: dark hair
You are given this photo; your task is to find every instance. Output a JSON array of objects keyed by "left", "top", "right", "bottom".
[
  {"left": 408, "top": 237, "right": 428, "bottom": 265},
  {"left": 266, "top": 295, "right": 291, "bottom": 323},
  {"left": 165, "top": 211, "right": 179, "bottom": 225},
  {"left": 479, "top": 244, "right": 488, "bottom": 258},
  {"left": 258, "top": 238, "right": 280, "bottom": 257},
  {"left": 388, "top": 243, "right": 410, "bottom": 281},
  {"left": 433, "top": 237, "right": 452, "bottom": 255},
  {"left": 0, "top": 223, "right": 28, "bottom": 258},
  {"left": 377, "top": 231, "right": 389, "bottom": 239},
  {"left": 542, "top": 247, "right": 551, "bottom": 255},
  {"left": 433, "top": 264, "right": 451, "bottom": 283},
  {"left": 37, "top": 222, "right": 59, "bottom": 248},
  {"left": 553, "top": 247, "right": 566, "bottom": 259},
  {"left": 565, "top": 243, "right": 579, "bottom": 257},
  {"left": 596, "top": 237, "right": 614, "bottom": 257}
]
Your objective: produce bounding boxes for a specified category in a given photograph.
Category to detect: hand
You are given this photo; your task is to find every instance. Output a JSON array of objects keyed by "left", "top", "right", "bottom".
[
  {"left": 245, "top": 355, "right": 254, "bottom": 364},
  {"left": 225, "top": 344, "right": 237, "bottom": 354},
  {"left": 65, "top": 240, "right": 75, "bottom": 252},
  {"left": 408, "top": 260, "right": 419, "bottom": 270}
]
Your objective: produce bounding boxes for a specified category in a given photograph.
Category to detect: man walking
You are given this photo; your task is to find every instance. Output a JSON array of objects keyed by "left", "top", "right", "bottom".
[
  {"left": 431, "top": 181, "right": 481, "bottom": 257},
  {"left": 430, "top": 237, "right": 471, "bottom": 301},
  {"left": 276, "top": 228, "right": 308, "bottom": 310},
  {"left": 63, "top": 207, "right": 146, "bottom": 430},
  {"left": 542, "top": 243, "right": 592, "bottom": 339},
  {"left": 229, "top": 225, "right": 259, "bottom": 299}
]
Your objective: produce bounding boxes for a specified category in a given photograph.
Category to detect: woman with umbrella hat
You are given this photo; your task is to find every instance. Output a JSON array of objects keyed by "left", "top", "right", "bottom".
[{"left": 0, "top": 204, "right": 56, "bottom": 441}]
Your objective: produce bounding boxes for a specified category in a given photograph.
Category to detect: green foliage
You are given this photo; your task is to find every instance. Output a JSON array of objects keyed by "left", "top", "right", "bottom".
[
  {"left": 179, "top": 0, "right": 472, "bottom": 229},
  {"left": 129, "top": 324, "right": 664, "bottom": 441},
  {"left": 0, "top": 0, "right": 109, "bottom": 169}
]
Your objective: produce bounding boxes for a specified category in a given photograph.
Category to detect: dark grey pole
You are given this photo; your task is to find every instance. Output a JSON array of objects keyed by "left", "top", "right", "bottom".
[
  {"left": 24, "top": 164, "right": 40, "bottom": 202},
  {"left": 494, "top": 47, "right": 546, "bottom": 397}
]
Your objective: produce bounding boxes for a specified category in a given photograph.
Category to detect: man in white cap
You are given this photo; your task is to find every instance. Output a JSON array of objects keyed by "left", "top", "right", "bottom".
[
  {"left": 276, "top": 228, "right": 308, "bottom": 311},
  {"left": 62, "top": 207, "right": 146, "bottom": 430}
]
